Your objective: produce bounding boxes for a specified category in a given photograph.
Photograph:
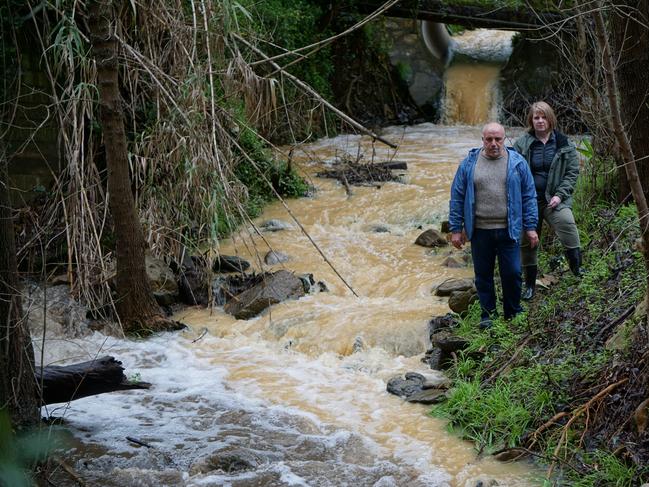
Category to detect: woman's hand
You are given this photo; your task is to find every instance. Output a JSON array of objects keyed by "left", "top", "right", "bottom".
[{"left": 548, "top": 195, "right": 562, "bottom": 209}]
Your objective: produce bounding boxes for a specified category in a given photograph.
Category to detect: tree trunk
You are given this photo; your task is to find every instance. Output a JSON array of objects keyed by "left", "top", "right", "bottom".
[
  {"left": 0, "top": 146, "right": 40, "bottom": 429},
  {"left": 36, "top": 356, "right": 151, "bottom": 405},
  {"left": 612, "top": 1, "right": 649, "bottom": 202},
  {"left": 88, "top": 0, "right": 174, "bottom": 334},
  {"left": 593, "top": 3, "right": 649, "bottom": 315}
]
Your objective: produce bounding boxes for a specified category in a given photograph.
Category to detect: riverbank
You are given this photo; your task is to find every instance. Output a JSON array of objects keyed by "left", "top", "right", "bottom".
[{"left": 430, "top": 192, "right": 649, "bottom": 484}]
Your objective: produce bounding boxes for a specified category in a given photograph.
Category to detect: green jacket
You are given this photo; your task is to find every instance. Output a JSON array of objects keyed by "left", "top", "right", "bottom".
[{"left": 513, "top": 130, "right": 580, "bottom": 210}]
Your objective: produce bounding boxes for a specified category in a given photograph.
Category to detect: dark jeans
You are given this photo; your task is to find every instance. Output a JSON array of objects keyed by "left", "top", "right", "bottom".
[{"left": 471, "top": 228, "right": 522, "bottom": 320}]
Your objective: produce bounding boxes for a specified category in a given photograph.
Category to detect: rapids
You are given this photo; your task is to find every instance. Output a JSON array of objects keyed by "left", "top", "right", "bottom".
[{"left": 40, "top": 124, "right": 538, "bottom": 487}]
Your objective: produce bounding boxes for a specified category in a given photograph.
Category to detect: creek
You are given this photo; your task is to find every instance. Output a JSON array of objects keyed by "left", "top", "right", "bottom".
[
  {"left": 40, "top": 123, "right": 538, "bottom": 487},
  {"left": 37, "top": 28, "right": 539, "bottom": 487}
]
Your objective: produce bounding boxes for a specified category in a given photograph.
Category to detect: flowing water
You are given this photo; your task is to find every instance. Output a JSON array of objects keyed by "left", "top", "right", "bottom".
[
  {"left": 443, "top": 30, "right": 515, "bottom": 125},
  {"left": 40, "top": 124, "right": 537, "bottom": 487}
]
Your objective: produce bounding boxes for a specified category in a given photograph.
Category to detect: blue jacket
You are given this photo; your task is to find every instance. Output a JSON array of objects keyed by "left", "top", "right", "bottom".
[{"left": 449, "top": 148, "right": 538, "bottom": 243}]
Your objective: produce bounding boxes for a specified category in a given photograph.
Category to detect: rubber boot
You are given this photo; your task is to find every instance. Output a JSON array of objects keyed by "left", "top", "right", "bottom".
[
  {"left": 521, "top": 265, "right": 537, "bottom": 301},
  {"left": 565, "top": 248, "right": 583, "bottom": 277}
]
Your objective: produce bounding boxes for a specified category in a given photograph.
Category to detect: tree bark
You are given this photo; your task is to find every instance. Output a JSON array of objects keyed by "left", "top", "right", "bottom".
[
  {"left": 36, "top": 356, "right": 151, "bottom": 405},
  {"left": 0, "top": 146, "right": 40, "bottom": 429},
  {"left": 612, "top": 1, "right": 649, "bottom": 202},
  {"left": 593, "top": 3, "right": 649, "bottom": 314},
  {"left": 88, "top": 0, "right": 173, "bottom": 334}
]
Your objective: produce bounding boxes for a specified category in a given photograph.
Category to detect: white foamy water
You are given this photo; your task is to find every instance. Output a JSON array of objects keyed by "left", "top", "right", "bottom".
[{"left": 40, "top": 125, "right": 540, "bottom": 486}]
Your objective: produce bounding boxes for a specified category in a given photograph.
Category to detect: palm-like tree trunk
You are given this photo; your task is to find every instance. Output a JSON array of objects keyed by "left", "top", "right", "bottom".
[{"left": 88, "top": 0, "right": 173, "bottom": 334}]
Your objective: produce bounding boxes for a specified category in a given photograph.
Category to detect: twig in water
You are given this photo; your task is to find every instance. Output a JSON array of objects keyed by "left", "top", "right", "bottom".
[
  {"left": 126, "top": 436, "right": 154, "bottom": 448},
  {"left": 192, "top": 327, "right": 208, "bottom": 343}
]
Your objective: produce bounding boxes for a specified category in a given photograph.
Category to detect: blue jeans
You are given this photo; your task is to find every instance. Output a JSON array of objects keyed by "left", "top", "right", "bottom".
[{"left": 471, "top": 228, "right": 522, "bottom": 320}]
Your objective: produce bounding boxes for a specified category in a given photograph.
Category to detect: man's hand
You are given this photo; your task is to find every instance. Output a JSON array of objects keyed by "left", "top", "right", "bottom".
[
  {"left": 526, "top": 230, "right": 539, "bottom": 248},
  {"left": 548, "top": 195, "right": 561, "bottom": 209},
  {"left": 451, "top": 232, "right": 466, "bottom": 249}
]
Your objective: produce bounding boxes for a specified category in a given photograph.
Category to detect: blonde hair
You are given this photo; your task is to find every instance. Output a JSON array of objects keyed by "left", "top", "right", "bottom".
[{"left": 526, "top": 101, "right": 557, "bottom": 132}]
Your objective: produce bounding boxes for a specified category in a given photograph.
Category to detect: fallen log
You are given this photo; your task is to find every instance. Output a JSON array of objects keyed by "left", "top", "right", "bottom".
[{"left": 36, "top": 356, "right": 151, "bottom": 405}]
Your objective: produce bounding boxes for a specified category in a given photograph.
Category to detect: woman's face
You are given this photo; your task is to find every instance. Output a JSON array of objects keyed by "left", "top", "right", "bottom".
[{"left": 532, "top": 111, "right": 549, "bottom": 134}]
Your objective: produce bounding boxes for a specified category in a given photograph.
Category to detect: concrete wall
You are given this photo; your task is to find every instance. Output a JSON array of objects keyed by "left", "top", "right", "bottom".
[
  {"left": 383, "top": 18, "right": 446, "bottom": 117},
  {"left": 5, "top": 26, "right": 60, "bottom": 205}
]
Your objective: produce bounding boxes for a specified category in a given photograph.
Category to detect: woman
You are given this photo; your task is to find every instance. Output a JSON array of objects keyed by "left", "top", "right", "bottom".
[{"left": 514, "top": 101, "right": 582, "bottom": 300}]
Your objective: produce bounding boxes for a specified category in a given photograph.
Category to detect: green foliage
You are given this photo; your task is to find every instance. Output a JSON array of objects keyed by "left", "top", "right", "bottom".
[
  {"left": 0, "top": 411, "right": 63, "bottom": 487},
  {"left": 237, "top": 0, "right": 333, "bottom": 98},
  {"left": 569, "top": 451, "right": 638, "bottom": 487}
]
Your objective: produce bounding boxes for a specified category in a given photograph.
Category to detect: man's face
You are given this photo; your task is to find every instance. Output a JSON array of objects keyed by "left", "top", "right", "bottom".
[{"left": 482, "top": 126, "right": 505, "bottom": 159}]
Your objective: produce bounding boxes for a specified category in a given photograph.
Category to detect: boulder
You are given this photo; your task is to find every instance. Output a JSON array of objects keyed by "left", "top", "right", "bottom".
[
  {"left": 213, "top": 255, "right": 250, "bottom": 273},
  {"left": 145, "top": 253, "right": 178, "bottom": 295},
  {"left": 434, "top": 278, "right": 474, "bottom": 296},
  {"left": 415, "top": 229, "right": 448, "bottom": 248},
  {"left": 224, "top": 270, "right": 306, "bottom": 319},
  {"left": 448, "top": 288, "right": 478, "bottom": 314},
  {"left": 264, "top": 250, "right": 290, "bottom": 265},
  {"left": 176, "top": 253, "right": 209, "bottom": 306}
]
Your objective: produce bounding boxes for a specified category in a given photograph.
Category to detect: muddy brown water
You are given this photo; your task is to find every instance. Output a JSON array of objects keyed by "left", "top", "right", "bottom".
[
  {"left": 39, "top": 29, "right": 543, "bottom": 487},
  {"left": 40, "top": 123, "right": 541, "bottom": 487}
]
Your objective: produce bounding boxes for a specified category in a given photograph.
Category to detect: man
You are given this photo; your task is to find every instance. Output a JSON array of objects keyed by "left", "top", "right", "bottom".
[{"left": 449, "top": 123, "right": 539, "bottom": 328}]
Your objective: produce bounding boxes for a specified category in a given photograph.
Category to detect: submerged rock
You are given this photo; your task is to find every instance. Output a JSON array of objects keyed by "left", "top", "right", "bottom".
[
  {"left": 259, "top": 219, "right": 293, "bottom": 232},
  {"left": 190, "top": 448, "right": 263, "bottom": 475},
  {"left": 264, "top": 250, "right": 290, "bottom": 265}
]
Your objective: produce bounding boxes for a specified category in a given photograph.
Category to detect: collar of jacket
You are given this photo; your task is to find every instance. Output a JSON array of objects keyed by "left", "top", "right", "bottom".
[{"left": 526, "top": 129, "right": 569, "bottom": 150}]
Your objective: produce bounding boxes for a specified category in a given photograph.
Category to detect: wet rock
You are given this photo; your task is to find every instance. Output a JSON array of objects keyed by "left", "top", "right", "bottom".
[
  {"left": 427, "top": 313, "right": 458, "bottom": 336},
  {"left": 492, "top": 448, "right": 526, "bottom": 462},
  {"left": 405, "top": 388, "right": 447, "bottom": 405},
  {"left": 386, "top": 374, "right": 425, "bottom": 397},
  {"left": 422, "top": 347, "right": 443, "bottom": 370},
  {"left": 259, "top": 219, "right": 293, "bottom": 232},
  {"left": 146, "top": 253, "right": 178, "bottom": 296},
  {"left": 212, "top": 273, "right": 265, "bottom": 306},
  {"left": 224, "top": 270, "right": 306, "bottom": 320},
  {"left": 264, "top": 250, "right": 290, "bottom": 265},
  {"left": 109, "top": 468, "right": 186, "bottom": 487},
  {"left": 190, "top": 448, "right": 263, "bottom": 475},
  {"left": 387, "top": 372, "right": 449, "bottom": 402},
  {"left": 434, "top": 278, "right": 474, "bottom": 296},
  {"left": 213, "top": 255, "right": 250, "bottom": 273},
  {"left": 367, "top": 223, "right": 391, "bottom": 233},
  {"left": 448, "top": 288, "right": 478, "bottom": 314},
  {"left": 24, "top": 283, "right": 90, "bottom": 337},
  {"left": 176, "top": 253, "right": 209, "bottom": 306},
  {"left": 415, "top": 228, "right": 448, "bottom": 248},
  {"left": 441, "top": 255, "right": 465, "bottom": 268},
  {"left": 352, "top": 336, "right": 364, "bottom": 353},
  {"left": 433, "top": 336, "right": 469, "bottom": 354}
]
